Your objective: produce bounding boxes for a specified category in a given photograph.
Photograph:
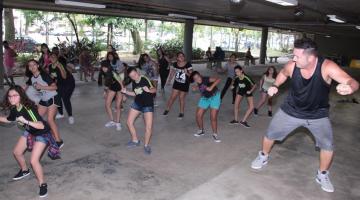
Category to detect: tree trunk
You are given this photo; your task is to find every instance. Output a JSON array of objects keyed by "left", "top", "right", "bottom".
[
  {"left": 4, "top": 8, "right": 15, "bottom": 42},
  {"left": 144, "top": 19, "right": 148, "bottom": 42},
  {"left": 66, "top": 14, "right": 80, "bottom": 46},
  {"left": 107, "top": 23, "right": 113, "bottom": 45},
  {"left": 234, "top": 30, "right": 239, "bottom": 52},
  {"left": 130, "top": 29, "right": 143, "bottom": 54},
  {"left": 92, "top": 23, "right": 95, "bottom": 42},
  {"left": 210, "top": 26, "right": 213, "bottom": 49},
  {"left": 160, "top": 21, "right": 164, "bottom": 38},
  {"left": 1, "top": 7, "right": 4, "bottom": 88}
]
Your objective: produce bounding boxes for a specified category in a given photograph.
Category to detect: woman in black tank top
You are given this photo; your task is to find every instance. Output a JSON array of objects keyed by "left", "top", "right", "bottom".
[{"left": 157, "top": 47, "right": 170, "bottom": 91}]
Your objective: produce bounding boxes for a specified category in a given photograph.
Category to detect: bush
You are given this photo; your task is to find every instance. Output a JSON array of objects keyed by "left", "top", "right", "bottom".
[
  {"left": 16, "top": 53, "right": 36, "bottom": 68},
  {"left": 150, "top": 39, "right": 205, "bottom": 60}
]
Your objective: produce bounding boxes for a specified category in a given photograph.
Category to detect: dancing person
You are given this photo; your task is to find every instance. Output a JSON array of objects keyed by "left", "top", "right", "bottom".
[
  {"left": 49, "top": 53, "right": 76, "bottom": 124},
  {"left": 250, "top": 38, "right": 359, "bottom": 193},
  {"left": 79, "top": 48, "right": 95, "bottom": 82},
  {"left": 190, "top": 71, "right": 222, "bottom": 143},
  {"left": 0, "top": 85, "right": 60, "bottom": 198},
  {"left": 121, "top": 67, "right": 156, "bottom": 155},
  {"left": 25, "top": 60, "right": 64, "bottom": 148},
  {"left": 230, "top": 66, "right": 256, "bottom": 128},
  {"left": 99, "top": 60, "right": 124, "bottom": 131},
  {"left": 157, "top": 47, "right": 170, "bottom": 92},
  {"left": 254, "top": 66, "right": 277, "bottom": 117},
  {"left": 39, "top": 43, "right": 51, "bottom": 72},
  {"left": 163, "top": 52, "right": 193, "bottom": 119},
  {"left": 3, "top": 41, "right": 17, "bottom": 86},
  {"left": 220, "top": 53, "right": 239, "bottom": 104}
]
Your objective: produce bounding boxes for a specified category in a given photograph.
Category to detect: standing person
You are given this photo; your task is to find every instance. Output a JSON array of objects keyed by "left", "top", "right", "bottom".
[
  {"left": 121, "top": 67, "right": 156, "bottom": 155},
  {"left": 51, "top": 47, "right": 67, "bottom": 68},
  {"left": 25, "top": 60, "right": 64, "bottom": 148},
  {"left": 220, "top": 53, "right": 239, "bottom": 104},
  {"left": 49, "top": 53, "right": 76, "bottom": 124},
  {"left": 139, "top": 53, "right": 159, "bottom": 94},
  {"left": 79, "top": 48, "right": 95, "bottom": 82},
  {"left": 213, "top": 47, "right": 225, "bottom": 70},
  {"left": 205, "top": 47, "right": 213, "bottom": 69},
  {"left": 38, "top": 43, "right": 51, "bottom": 71},
  {"left": 157, "top": 47, "right": 170, "bottom": 92},
  {"left": 0, "top": 85, "right": 60, "bottom": 198},
  {"left": 107, "top": 44, "right": 119, "bottom": 59},
  {"left": 107, "top": 52, "right": 125, "bottom": 76},
  {"left": 250, "top": 38, "right": 359, "bottom": 193},
  {"left": 3, "top": 41, "right": 17, "bottom": 86},
  {"left": 163, "top": 52, "right": 193, "bottom": 119},
  {"left": 245, "top": 47, "right": 255, "bottom": 65},
  {"left": 190, "top": 71, "right": 222, "bottom": 143},
  {"left": 254, "top": 66, "right": 277, "bottom": 117},
  {"left": 230, "top": 66, "right": 256, "bottom": 128},
  {"left": 99, "top": 60, "right": 123, "bottom": 131}
]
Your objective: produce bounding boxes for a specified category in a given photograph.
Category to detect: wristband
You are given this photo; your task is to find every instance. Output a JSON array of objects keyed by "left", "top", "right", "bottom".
[{"left": 272, "top": 84, "right": 279, "bottom": 89}]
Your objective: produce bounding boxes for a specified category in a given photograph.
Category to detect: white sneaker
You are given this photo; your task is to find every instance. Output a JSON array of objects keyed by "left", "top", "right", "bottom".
[
  {"left": 105, "top": 121, "right": 116, "bottom": 127},
  {"left": 68, "top": 116, "right": 75, "bottom": 124},
  {"left": 194, "top": 129, "right": 205, "bottom": 137},
  {"left": 212, "top": 134, "right": 221, "bottom": 143},
  {"left": 251, "top": 151, "right": 269, "bottom": 169},
  {"left": 56, "top": 114, "right": 64, "bottom": 119},
  {"left": 116, "top": 123, "right": 122, "bottom": 131},
  {"left": 316, "top": 170, "right": 334, "bottom": 193}
]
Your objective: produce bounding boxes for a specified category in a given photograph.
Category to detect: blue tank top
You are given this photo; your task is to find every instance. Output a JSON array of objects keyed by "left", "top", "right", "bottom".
[{"left": 281, "top": 57, "right": 330, "bottom": 119}]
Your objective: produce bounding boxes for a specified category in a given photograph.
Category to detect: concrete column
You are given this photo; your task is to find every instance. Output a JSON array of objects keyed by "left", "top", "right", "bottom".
[
  {"left": 0, "top": 7, "right": 4, "bottom": 89},
  {"left": 183, "top": 19, "right": 194, "bottom": 61},
  {"left": 260, "top": 27, "right": 268, "bottom": 64}
]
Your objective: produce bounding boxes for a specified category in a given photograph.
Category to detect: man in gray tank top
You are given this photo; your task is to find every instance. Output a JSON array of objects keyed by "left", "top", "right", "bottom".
[{"left": 250, "top": 38, "right": 359, "bottom": 193}]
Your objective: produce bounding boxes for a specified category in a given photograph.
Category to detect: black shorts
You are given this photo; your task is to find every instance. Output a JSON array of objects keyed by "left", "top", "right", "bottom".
[
  {"left": 39, "top": 95, "right": 61, "bottom": 107},
  {"left": 173, "top": 81, "right": 190, "bottom": 92},
  {"left": 109, "top": 82, "right": 122, "bottom": 92},
  {"left": 237, "top": 92, "right": 253, "bottom": 97}
]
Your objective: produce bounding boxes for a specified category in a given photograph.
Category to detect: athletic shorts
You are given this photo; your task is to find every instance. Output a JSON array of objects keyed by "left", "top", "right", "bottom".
[
  {"left": 237, "top": 92, "right": 253, "bottom": 97},
  {"left": 173, "top": 81, "right": 190, "bottom": 92},
  {"left": 22, "top": 131, "right": 47, "bottom": 144},
  {"left": 265, "top": 109, "right": 334, "bottom": 151},
  {"left": 198, "top": 92, "right": 221, "bottom": 110},
  {"left": 109, "top": 82, "right": 122, "bottom": 92},
  {"left": 131, "top": 102, "right": 154, "bottom": 113},
  {"left": 39, "top": 95, "right": 61, "bottom": 107}
]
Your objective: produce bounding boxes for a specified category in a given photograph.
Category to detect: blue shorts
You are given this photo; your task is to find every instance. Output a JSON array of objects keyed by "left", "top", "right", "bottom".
[
  {"left": 22, "top": 131, "right": 47, "bottom": 144},
  {"left": 198, "top": 92, "right": 221, "bottom": 110},
  {"left": 131, "top": 102, "right": 154, "bottom": 113}
]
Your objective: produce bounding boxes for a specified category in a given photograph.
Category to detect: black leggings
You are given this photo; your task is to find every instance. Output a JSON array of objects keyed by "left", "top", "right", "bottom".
[
  {"left": 221, "top": 77, "right": 236, "bottom": 103},
  {"left": 159, "top": 69, "right": 170, "bottom": 89},
  {"left": 58, "top": 84, "right": 75, "bottom": 116}
]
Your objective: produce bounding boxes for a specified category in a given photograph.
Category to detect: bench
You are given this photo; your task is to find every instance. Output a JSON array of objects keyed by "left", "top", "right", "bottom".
[{"left": 269, "top": 56, "right": 279, "bottom": 63}]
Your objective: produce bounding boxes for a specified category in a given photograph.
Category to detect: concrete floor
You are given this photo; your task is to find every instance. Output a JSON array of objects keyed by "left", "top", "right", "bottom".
[{"left": 0, "top": 62, "right": 359, "bottom": 200}]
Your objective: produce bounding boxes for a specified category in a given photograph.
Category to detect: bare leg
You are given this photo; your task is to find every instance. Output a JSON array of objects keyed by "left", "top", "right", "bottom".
[
  {"left": 196, "top": 108, "right": 206, "bottom": 130},
  {"left": 13, "top": 136, "right": 28, "bottom": 171},
  {"left": 114, "top": 92, "right": 123, "bottom": 123},
  {"left": 320, "top": 150, "right": 334, "bottom": 171},
  {"left": 242, "top": 96, "right": 254, "bottom": 122},
  {"left": 47, "top": 105, "right": 61, "bottom": 142},
  {"left": 234, "top": 95, "right": 242, "bottom": 121},
  {"left": 165, "top": 89, "right": 179, "bottom": 111},
  {"left": 262, "top": 136, "right": 275, "bottom": 155},
  {"left": 268, "top": 97, "right": 273, "bottom": 112},
  {"left": 256, "top": 92, "right": 267, "bottom": 110},
  {"left": 105, "top": 91, "right": 116, "bottom": 122},
  {"left": 143, "top": 112, "right": 154, "bottom": 146},
  {"left": 210, "top": 109, "right": 219, "bottom": 133},
  {"left": 126, "top": 108, "right": 141, "bottom": 142},
  {"left": 179, "top": 91, "right": 187, "bottom": 114},
  {"left": 30, "top": 141, "right": 47, "bottom": 185}
]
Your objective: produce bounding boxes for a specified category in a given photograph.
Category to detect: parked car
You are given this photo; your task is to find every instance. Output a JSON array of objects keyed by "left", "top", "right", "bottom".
[{"left": 10, "top": 37, "right": 38, "bottom": 53}]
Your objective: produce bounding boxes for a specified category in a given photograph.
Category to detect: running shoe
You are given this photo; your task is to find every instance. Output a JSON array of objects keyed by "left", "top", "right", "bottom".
[
  {"left": 316, "top": 170, "right": 334, "bottom": 193},
  {"left": 116, "top": 123, "right": 122, "bottom": 131},
  {"left": 212, "top": 134, "right": 221, "bottom": 143},
  {"left": 127, "top": 140, "right": 141, "bottom": 148},
  {"left": 163, "top": 110, "right": 169, "bottom": 116},
  {"left": 178, "top": 113, "right": 184, "bottom": 119},
  {"left": 39, "top": 183, "right": 48, "bottom": 198},
  {"left": 194, "top": 129, "right": 205, "bottom": 137},
  {"left": 229, "top": 120, "right": 239, "bottom": 125},
  {"left": 144, "top": 146, "right": 152, "bottom": 155},
  {"left": 13, "top": 169, "right": 30, "bottom": 181},
  {"left": 55, "top": 114, "right": 64, "bottom": 119},
  {"left": 254, "top": 108, "right": 258, "bottom": 116},
  {"left": 268, "top": 111, "right": 273, "bottom": 117},
  {"left": 56, "top": 140, "right": 64, "bottom": 149},
  {"left": 240, "top": 121, "right": 251, "bottom": 128},
  {"left": 251, "top": 151, "right": 269, "bottom": 169},
  {"left": 105, "top": 121, "right": 116, "bottom": 127},
  {"left": 68, "top": 116, "right": 75, "bottom": 124}
]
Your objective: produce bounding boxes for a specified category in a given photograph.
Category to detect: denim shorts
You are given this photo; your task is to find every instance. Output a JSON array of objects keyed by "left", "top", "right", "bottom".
[
  {"left": 198, "top": 92, "right": 221, "bottom": 110},
  {"left": 22, "top": 131, "right": 47, "bottom": 144},
  {"left": 131, "top": 102, "right": 154, "bottom": 113},
  {"left": 266, "top": 109, "right": 334, "bottom": 151}
]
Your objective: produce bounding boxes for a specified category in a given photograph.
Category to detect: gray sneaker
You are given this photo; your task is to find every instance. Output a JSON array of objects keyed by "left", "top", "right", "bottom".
[
  {"left": 316, "top": 170, "right": 334, "bottom": 193},
  {"left": 194, "top": 129, "right": 205, "bottom": 137},
  {"left": 251, "top": 151, "right": 269, "bottom": 169}
]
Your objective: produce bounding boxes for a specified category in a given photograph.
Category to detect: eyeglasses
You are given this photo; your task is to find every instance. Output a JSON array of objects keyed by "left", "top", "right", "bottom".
[{"left": 8, "top": 94, "right": 20, "bottom": 99}]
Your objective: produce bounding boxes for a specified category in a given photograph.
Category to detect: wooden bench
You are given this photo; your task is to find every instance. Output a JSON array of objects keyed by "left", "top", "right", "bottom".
[{"left": 269, "top": 56, "right": 279, "bottom": 63}]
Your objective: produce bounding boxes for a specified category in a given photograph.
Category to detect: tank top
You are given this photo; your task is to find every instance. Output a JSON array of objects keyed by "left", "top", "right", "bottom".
[
  {"left": 281, "top": 57, "right": 330, "bottom": 119},
  {"left": 262, "top": 75, "right": 275, "bottom": 91},
  {"left": 158, "top": 56, "right": 169, "bottom": 71},
  {"left": 198, "top": 77, "right": 218, "bottom": 98}
]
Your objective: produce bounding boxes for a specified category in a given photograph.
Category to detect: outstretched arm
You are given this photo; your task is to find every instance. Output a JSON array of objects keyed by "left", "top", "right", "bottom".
[{"left": 326, "top": 61, "right": 359, "bottom": 95}]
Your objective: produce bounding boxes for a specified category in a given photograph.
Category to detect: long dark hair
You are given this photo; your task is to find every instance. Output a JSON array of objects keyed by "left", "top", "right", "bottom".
[
  {"left": 99, "top": 60, "right": 114, "bottom": 87},
  {"left": 1, "top": 85, "right": 36, "bottom": 111},
  {"left": 156, "top": 47, "right": 166, "bottom": 60},
  {"left": 41, "top": 43, "right": 50, "bottom": 54},
  {"left": 106, "top": 52, "right": 118, "bottom": 65},
  {"left": 25, "top": 59, "right": 44, "bottom": 78},
  {"left": 138, "top": 53, "right": 150, "bottom": 69},
  {"left": 264, "top": 66, "right": 278, "bottom": 79}
]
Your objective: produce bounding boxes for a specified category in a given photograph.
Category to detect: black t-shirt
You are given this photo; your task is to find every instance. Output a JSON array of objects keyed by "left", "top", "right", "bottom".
[
  {"left": 198, "top": 77, "right": 218, "bottom": 98},
  {"left": 7, "top": 105, "right": 50, "bottom": 136},
  {"left": 132, "top": 76, "right": 154, "bottom": 107},
  {"left": 173, "top": 62, "right": 192, "bottom": 84},
  {"left": 49, "top": 62, "right": 75, "bottom": 86},
  {"left": 233, "top": 75, "right": 255, "bottom": 95}
]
